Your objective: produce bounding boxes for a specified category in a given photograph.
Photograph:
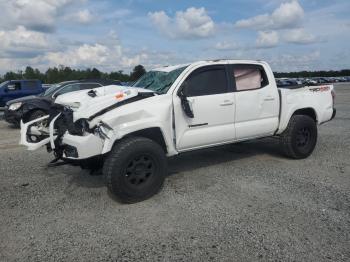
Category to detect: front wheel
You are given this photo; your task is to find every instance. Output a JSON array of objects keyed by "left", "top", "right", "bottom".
[
  {"left": 280, "top": 115, "right": 318, "bottom": 159},
  {"left": 103, "top": 137, "right": 167, "bottom": 203}
]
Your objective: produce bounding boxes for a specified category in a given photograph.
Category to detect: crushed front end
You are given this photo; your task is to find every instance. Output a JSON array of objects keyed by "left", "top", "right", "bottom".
[
  {"left": 20, "top": 87, "right": 156, "bottom": 163},
  {"left": 20, "top": 104, "right": 108, "bottom": 162}
]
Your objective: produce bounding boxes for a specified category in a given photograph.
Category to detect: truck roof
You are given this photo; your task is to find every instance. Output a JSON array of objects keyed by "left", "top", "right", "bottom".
[{"left": 152, "top": 59, "right": 268, "bottom": 72}]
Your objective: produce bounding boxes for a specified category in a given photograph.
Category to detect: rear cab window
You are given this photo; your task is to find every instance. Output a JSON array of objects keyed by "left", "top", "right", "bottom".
[{"left": 232, "top": 64, "right": 269, "bottom": 91}]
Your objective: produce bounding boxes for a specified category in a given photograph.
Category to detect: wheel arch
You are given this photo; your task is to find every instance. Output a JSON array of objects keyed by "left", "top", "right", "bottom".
[
  {"left": 123, "top": 127, "right": 168, "bottom": 154},
  {"left": 103, "top": 126, "right": 169, "bottom": 155},
  {"left": 22, "top": 102, "right": 51, "bottom": 122},
  {"left": 22, "top": 108, "right": 47, "bottom": 122},
  {"left": 292, "top": 107, "right": 318, "bottom": 123}
]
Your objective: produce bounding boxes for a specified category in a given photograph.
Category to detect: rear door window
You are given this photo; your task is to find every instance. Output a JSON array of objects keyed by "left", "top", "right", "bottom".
[{"left": 232, "top": 65, "right": 269, "bottom": 91}]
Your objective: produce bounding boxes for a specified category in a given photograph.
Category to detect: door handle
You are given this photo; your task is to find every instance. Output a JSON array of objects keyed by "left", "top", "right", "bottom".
[
  {"left": 264, "top": 97, "right": 275, "bottom": 101},
  {"left": 220, "top": 100, "right": 234, "bottom": 106}
]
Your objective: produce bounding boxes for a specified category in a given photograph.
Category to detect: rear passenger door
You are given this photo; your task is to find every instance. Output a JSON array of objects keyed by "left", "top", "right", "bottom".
[
  {"left": 174, "top": 65, "right": 236, "bottom": 151},
  {"left": 231, "top": 64, "right": 279, "bottom": 140}
]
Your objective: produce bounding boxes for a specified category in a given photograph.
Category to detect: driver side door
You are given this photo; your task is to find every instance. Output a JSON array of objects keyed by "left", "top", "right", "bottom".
[{"left": 173, "top": 65, "right": 236, "bottom": 151}]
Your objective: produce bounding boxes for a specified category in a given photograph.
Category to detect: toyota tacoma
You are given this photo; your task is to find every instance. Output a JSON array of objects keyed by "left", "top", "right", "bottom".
[{"left": 20, "top": 60, "right": 336, "bottom": 203}]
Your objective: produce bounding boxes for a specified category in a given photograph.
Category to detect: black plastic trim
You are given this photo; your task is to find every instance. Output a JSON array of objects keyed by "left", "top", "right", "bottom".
[{"left": 87, "top": 92, "right": 155, "bottom": 121}]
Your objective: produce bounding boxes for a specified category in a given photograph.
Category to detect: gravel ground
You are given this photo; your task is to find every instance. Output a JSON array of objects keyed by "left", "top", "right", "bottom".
[{"left": 0, "top": 84, "right": 349, "bottom": 262}]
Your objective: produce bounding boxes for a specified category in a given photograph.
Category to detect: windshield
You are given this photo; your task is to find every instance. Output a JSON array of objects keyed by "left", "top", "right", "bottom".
[
  {"left": 41, "top": 82, "right": 68, "bottom": 96},
  {"left": 0, "top": 81, "right": 9, "bottom": 88},
  {"left": 133, "top": 66, "right": 188, "bottom": 94}
]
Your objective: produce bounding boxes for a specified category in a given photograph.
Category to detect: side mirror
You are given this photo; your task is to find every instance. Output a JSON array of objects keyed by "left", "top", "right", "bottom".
[
  {"left": 178, "top": 81, "right": 194, "bottom": 118},
  {"left": 179, "top": 81, "right": 189, "bottom": 98}
]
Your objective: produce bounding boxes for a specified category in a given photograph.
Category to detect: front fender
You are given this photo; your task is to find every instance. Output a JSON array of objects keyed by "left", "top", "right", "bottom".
[{"left": 101, "top": 122, "right": 176, "bottom": 156}]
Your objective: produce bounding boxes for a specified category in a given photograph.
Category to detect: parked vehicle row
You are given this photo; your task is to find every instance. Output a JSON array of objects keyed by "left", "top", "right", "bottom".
[
  {"left": 3, "top": 79, "right": 121, "bottom": 126},
  {"left": 18, "top": 60, "right": 336, "bottom": 203},
  {"left": 276, "top": 76, "right": 350, "bottom": 88}
]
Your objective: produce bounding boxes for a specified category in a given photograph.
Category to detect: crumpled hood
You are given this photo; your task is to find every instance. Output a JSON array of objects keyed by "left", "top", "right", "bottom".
[
  {"left": 6, "top": 95, "right": 39, "bottom": 105},
  {"left": 54, "top": 85, "right": 154, "bottom": 121}
]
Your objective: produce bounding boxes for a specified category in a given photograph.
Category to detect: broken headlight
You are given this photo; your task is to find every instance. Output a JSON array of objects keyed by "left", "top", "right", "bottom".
[{"left": 72, "top": 118, "right": 90, "bottom": 135}]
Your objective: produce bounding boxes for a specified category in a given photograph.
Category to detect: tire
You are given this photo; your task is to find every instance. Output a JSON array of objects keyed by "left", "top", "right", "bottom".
[
  {"left": 103, "top": 137, "right": 167, "bottom": 203},
  {"left": 280, "top": 115, "right": 317, "bottom": 159},
  {"left": 26, "top": 110, "right": 47, "bottom": 122}
]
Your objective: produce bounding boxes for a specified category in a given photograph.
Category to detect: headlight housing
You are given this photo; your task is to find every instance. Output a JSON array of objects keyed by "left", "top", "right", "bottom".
[{"left": 8, "top": 102, "right": 22, "bottom": 111}]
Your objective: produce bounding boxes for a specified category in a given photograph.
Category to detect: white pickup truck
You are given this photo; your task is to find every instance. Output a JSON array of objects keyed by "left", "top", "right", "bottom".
[{"left": 20, "top": 60, "right": 336, "bottom": 203}]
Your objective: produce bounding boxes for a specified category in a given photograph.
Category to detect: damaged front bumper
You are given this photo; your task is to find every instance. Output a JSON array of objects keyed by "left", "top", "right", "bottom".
[
  {"left": 20, "top": 115, "right": 59, "bottom": 151},
  {"left": 20, "top": 112, "right": 107, "bottom": 160}
]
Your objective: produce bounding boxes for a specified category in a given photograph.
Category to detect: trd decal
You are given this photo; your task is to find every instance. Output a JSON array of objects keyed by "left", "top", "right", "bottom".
[{"left": 309, "top": 86, "right": 330, "bottom": 92}]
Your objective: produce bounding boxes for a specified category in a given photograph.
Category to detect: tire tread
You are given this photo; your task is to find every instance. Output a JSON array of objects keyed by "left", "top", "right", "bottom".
[
  {"left": 280, "top": 115, "right": 317, "bottom": 159},
  {"left": 103, "top": 136, "right": 166, "bottom": 203}
]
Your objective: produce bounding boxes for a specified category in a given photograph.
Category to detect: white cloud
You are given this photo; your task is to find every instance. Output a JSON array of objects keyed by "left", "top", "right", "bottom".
[
  {"left": 214, "top": 41, "right": 239, "bottom": 51},
  {"left": 45, "top": 43, "right": 121, "bottom": 68},
  {"left": 74, "top": 9, "right": 94, "bottom": 24},
  {"left": 235, "top": 1, "right": 304, "bottom": 30},
  {"left": 121, "top": 53, "right": 149, "bottom": 68},
  {"left": 256, "top": 31, "right": 279, "bottom": 48},
  {"left": 42, "top": 37, "right": 154, "bottom": 71},
  {"left": 0, "top": 26, "right": 49, "bottom": 57},
  {"left": 149, "top": 7, "right": 215, "bottom": 39},
  {"left": 270, "top": 51, "right": 321, "bottom": 71},
  {"left": 0, "top": 0, "right": 77, "bottom": 32},
  {"left": 283, "top": 29, "right": 318, "bottom": 44}
]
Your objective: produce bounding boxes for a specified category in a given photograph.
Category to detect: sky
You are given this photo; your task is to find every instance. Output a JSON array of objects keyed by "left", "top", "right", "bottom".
[{"left": 0, "top": 0, "right": 349, "bottom": 74}]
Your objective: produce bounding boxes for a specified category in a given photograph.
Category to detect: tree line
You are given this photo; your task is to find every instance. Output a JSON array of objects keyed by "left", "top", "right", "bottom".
[
  {"left": 0, "top": 65, "right": 146, "bottom": 84},
  {"left": 1, "top": 65, "right": 349, "bottom": 84}
]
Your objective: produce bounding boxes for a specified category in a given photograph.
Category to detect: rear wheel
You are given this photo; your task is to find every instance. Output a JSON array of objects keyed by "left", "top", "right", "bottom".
[
  {"left": 280, "top": 115, "right": 317, "bottom": 159},
  {"left": 103, "top": 137, "right": 167, "bottom": 203}
]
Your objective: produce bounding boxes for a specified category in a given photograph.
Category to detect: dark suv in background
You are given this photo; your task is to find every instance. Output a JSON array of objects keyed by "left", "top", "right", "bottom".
[{"left": 4, "top": 79, "right": 121, "bottom": 126}]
